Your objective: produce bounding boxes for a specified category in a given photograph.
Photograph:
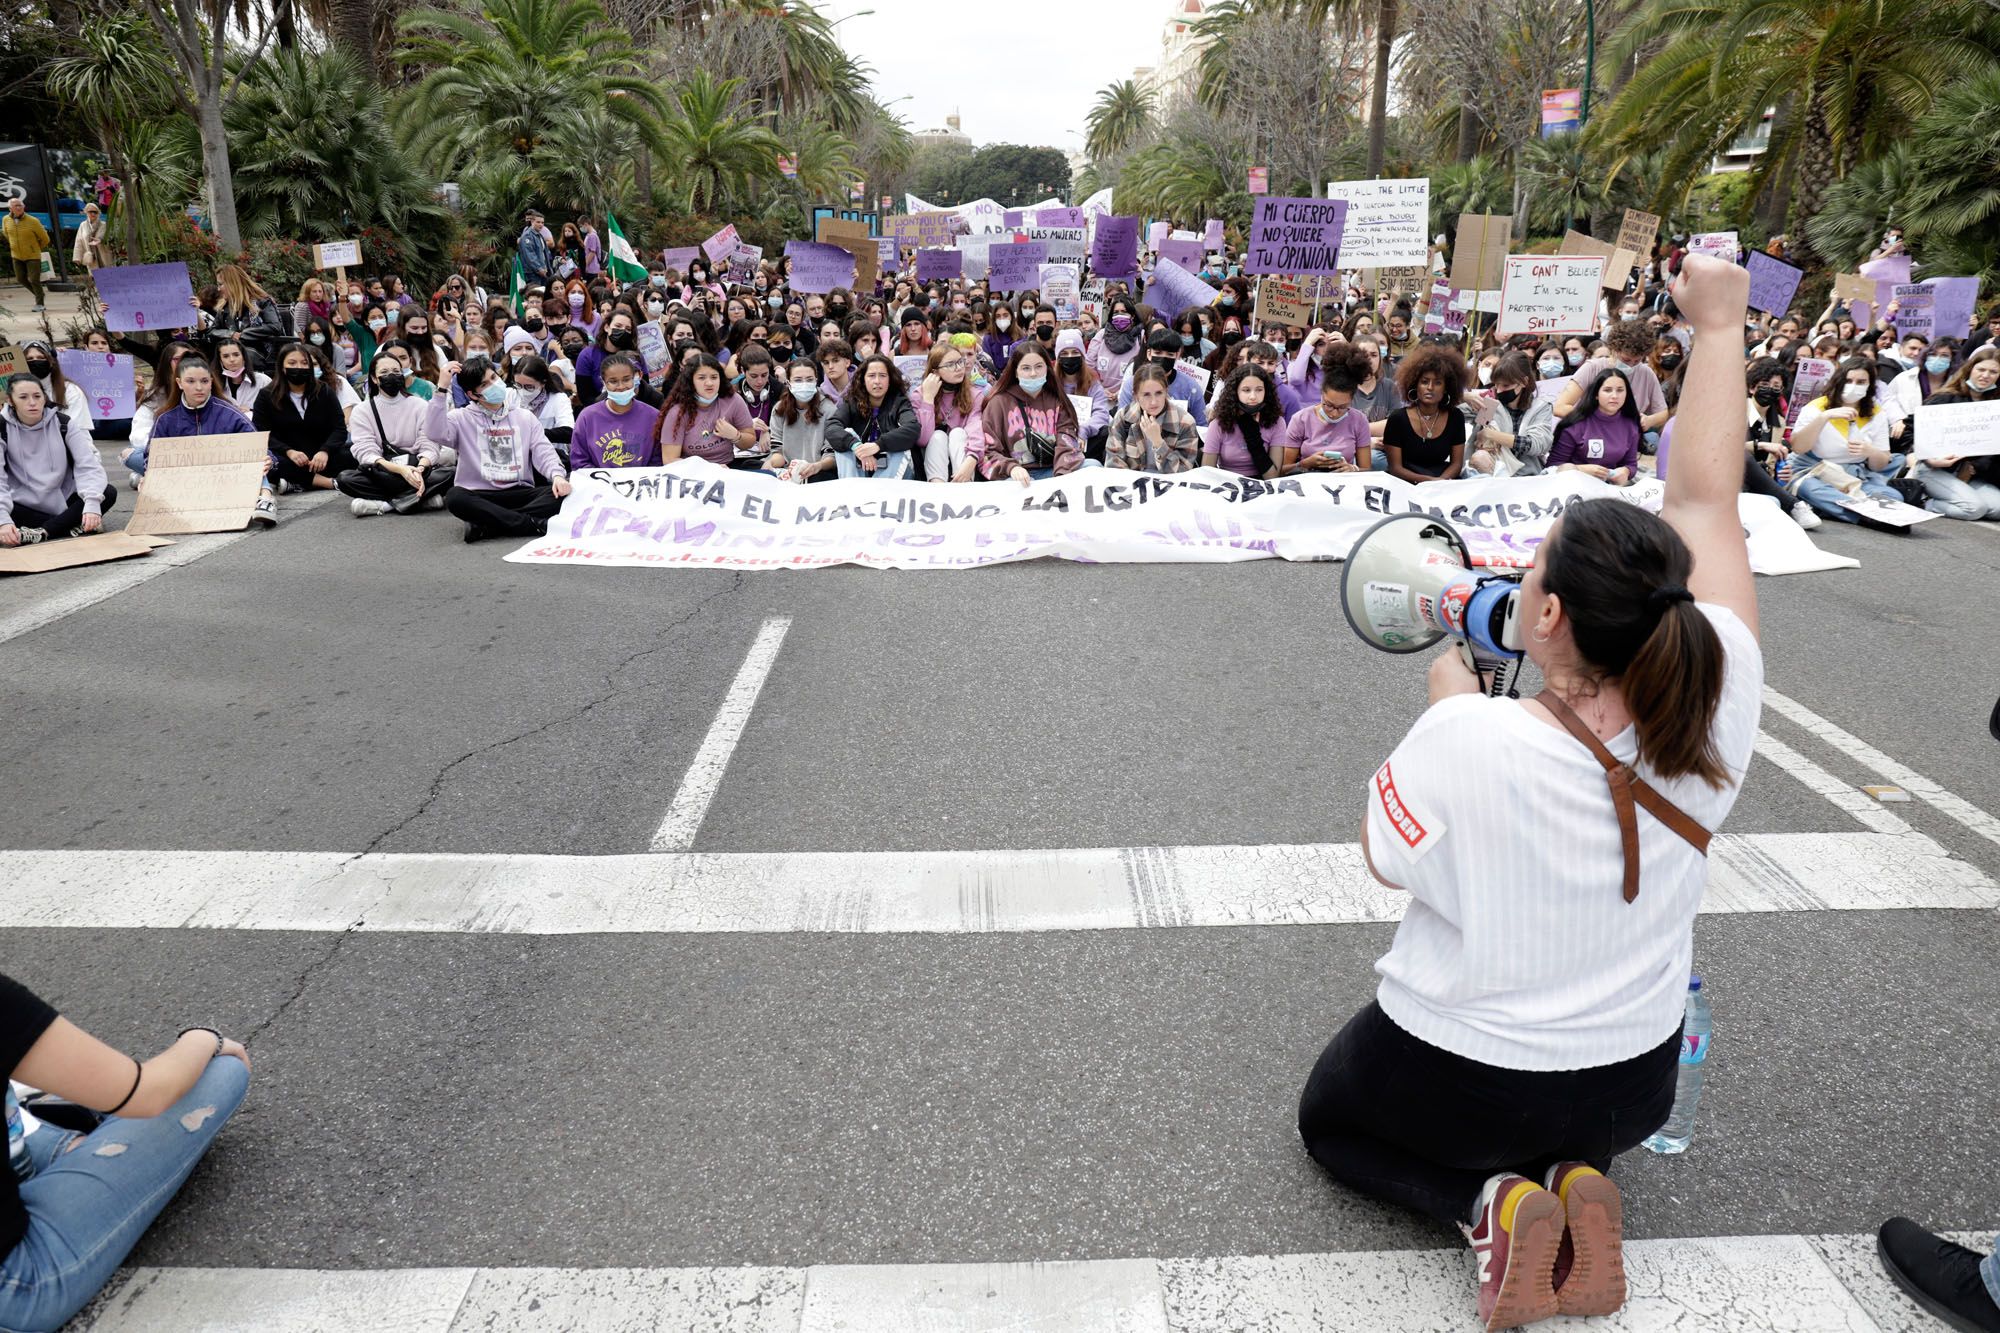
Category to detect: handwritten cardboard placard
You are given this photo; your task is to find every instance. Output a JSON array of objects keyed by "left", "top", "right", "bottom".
[
  {"left": 1254, "top": 275, "right": 1316, "bottom": 327},
  {"left": 95, "top": 262, "right": 194, "bottom": 333},
  {"left": 1914, "top": 398, "right": 2000, "bottom": 462},
  {"left": 660, "top": 246, "right": 702, "bottom": 273},
  {"left": 1831, "top": 273, "right": 1876, "bottom": 304},
  {"left": 56, "top": 349, "right": 135, "bottom": 419},
  {"left": 914, "top": 248, "right": 962, "bottom": 283},
  {"left": 1558, "top": 231, "right": 1636, "bottom": 294},
  {"left": 0, "top": 346, "right": 20, "bottom": 377},
  {"left": 1449, "top": 214, "right": 1512, "bottom": 292},
  {"left": 1891, "top": 282, "right": 1936, "bottom": 337},
  {"left": 1092, "top": 216, "right": 1139, "bottom": 280},
  {"left": 1244, "top": 197, "right": 1347, "bottom": 276},
  {"left": 312, "top": 238, "right": 362, "bottom": 270},
  {"left": 815, "top": 217, "right": 878, "bottom": 291},
  {"left": 701, "top": 224, "right": 740, "bottom": 267},
  {"left": 1744, "top": 250, "right": 1806, "bottom": 316},
  {"left": 891, "top": 211, "right": 960, "bottom": 249},
  {"left": 1147, "top": 257, "right": 1219, "bottom": 316},
  {"left": 1616, "top": 209, "right": 1660, "bottom": 257},
  {"left": 1497, "top": 255, "right": 1606, "bottom": 336},
  {"left": 985, "top": 241, "right": 1049, "bottom": 292},
  {"left": 1157, "top": 237, "right": 1205, "bottom": 272},
  {"left": 1320, "top": 178, "right": 1430, "bottom": 267},
  {"left": 125, "top": 432, "right": 270, "bottom": 535},
  {"left": 784, "top": 241, "right": 857, "bottom": 294},
  {"left": 1026, "top": 225, "right": 1088, "bottom": 263}
]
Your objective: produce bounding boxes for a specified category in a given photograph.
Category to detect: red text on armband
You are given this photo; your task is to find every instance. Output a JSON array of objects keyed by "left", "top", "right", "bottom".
[{"left": 1375, "top": 762, "right": 1427, "bottom": 849}]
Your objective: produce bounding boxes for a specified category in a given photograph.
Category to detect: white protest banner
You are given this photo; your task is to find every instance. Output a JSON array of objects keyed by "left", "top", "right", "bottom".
[
  {"left": 1497, "top": 255, "right": 1605, "bottom": 337},
  {"left": 1914, "top": 398, "right": 2000, "bottom": 462},
  {"left": 1026, "top": 225, "right": 1087, "bottom": 262},
  {"left": 505, "top": 460, "right": 1848, "bottom": 576},
  {"left": 1320, "top": 178, "right": 1431, "bottom": 267}
]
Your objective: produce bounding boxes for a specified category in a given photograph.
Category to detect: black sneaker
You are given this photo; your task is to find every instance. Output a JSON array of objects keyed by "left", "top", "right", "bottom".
[
  {"left": 1878, "top": 1217, "right": 2000, "bottom": 1332},
  {"left": 462, "top": 522, "right": 488, "bottom": 544}
]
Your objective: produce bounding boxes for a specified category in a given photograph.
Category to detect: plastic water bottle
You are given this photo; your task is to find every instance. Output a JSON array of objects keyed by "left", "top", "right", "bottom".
[{"left": 1644, "top": 976, "right": 1712, "bottom": 1154}]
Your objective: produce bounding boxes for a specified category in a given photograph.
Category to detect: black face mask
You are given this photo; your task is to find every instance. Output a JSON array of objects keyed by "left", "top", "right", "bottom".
[
  {"left": 672, "top": 339, "right": 695, "bottom": 358},
  {"left": 1219, "top": 329, "right": 1244, "bottom": 346},
  {"left": 283, "top": 366, "right": 313, "bottom": 385},
  {"left": 1035, "top": 326, "right": 1055, "bottom": 342},
  {"left": 1753, "top": 385, "right": 1782, "bottom": 407},
  {"left": 524, "top": 318, "right": 544, "bottom": 333},
  {"left": 1057, "top": 356, "right": 1083, "bottom": 375},
  {"left": 828, "top": 304, "right": 849, "bottom": 320},
  {"left": 769, "top": 342, "right": 793, "bottom": 357},
  {"left": 1150, "top": 356, "right": 1178, "bottom": 371},
  {"left": 608, "top": 331, "right": 636, "bottom": 350},
  {"left": 1658, "top": 354, "right": 1683, "bottom": 371},
  {"left": 376, "top": 373, "right": 405, "bottom": 396},
  {"left": 25, "top": 359, "right": 51, "bottom": 378},
  {"left": 562, "top": 341, "right": 586, "bottom": 358}
]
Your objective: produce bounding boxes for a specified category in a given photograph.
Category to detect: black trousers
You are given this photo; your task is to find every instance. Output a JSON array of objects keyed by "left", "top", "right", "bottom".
[
  {"left": 445, "top": 484, "right": 560, "bottom": 536},
  {"left": 269, "top": 444, "right": 354, "bottom": 491},
  {"left": 335, "top": 459, "right": 457, "bottom": 505},
  {"left": 1745, "top": 455, "right": 1791, "bottom": 506},
  {"left": 1297, "top": 1001, "right": 1678, "bottom": 1226},
  {"left": 12, "top": 486, "right": 119, "bottom": 538}
]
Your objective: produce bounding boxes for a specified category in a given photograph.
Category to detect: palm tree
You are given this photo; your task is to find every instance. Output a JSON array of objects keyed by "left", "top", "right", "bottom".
[
  {"left": 1085, "top": 81, "right": 1154, "bottom": 162},
  {"left": 44, "top": 11, "right": 179, "bottom": 262},
  {"left": 397, "top": 0, "right": 671, "bottom": 178},
  {"left": 655, "top": 71, "right": 785, "bottom": 214},
  {"left": 1595, "top": 0, "right": 1997, "bottom": 264},
  {"left": 1193, "top": 0, "right": 1396, "bottom": 176}
]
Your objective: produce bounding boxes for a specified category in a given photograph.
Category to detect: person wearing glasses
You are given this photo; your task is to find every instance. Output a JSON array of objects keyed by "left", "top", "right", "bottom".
[{"left": 914, "top": 341, "right": 988, "bottom": 483}]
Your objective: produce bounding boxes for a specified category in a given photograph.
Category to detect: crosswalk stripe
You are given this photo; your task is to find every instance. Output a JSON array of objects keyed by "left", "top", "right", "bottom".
[
  {"left": 71, "top": 1232, "right": 1980, "bottom": 1331},
  {"left": 4, "top": 832, "right": 1991, "bottom": 935}
]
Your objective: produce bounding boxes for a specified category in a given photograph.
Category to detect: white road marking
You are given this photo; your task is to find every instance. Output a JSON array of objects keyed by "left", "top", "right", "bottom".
[
  {"left": 1754, "top": 731, "right": 1917, "bottom": 835},
  {"left": 1764, "top": 687, "right": 2000, "bottom": 852},
  {"left": 4, "top": 832, "right": 1990, "bottom": 935},
  {"left": 649, "top": 616, "right": 791, "bottom": 852},
  {"left": 72, "top": 1233, "right": 1982, "bottom": 1331},
  {"left": 0, "top": 493, "right": 339, "bottom": 649}
]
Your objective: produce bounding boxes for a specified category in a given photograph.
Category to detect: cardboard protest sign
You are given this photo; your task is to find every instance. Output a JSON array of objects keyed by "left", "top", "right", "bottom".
[
  {"left": 1558, "top": 231, "right": 1636, "bottom": 293},
  {"left": 1026, "top": 225, "right": 1088, "bottom": 263},
  {"left": 95, "top": 262, "right": 194, "bottom": 333},
  {"left": 726, "top": 245, "right": 762, "bottom": 284},
  {"left": 1147, "top": 257, "right": 1219, "bottom": 316},
  {"left": 985, "top": 241, "right": 1049, "bottom": 292},
  {"left": 311, "top": 239, "right": 361, "bottom": 270},
  {"left": 1092, "top": 217, "right": 1140, "bottom": 280},
  {"left": 0, "top": 346, "right": 20, "bottom": 377},
  {"left": 1497, "top": 255, "right": 1606, "bottom": 336},
  {"left": 783, "top": 241, "right": 856, "bottom": 294},
  {"left": 1320, "top": 178, "right": 1430, "bottom": 267},
  {"left": 56, "top": 349, "right": 135, "bottom": 419},
  {"left": 1616, "top": 209, "right": 1660, "bottom": 257},
  {"left": 1449, "top": 214, "right": 1511, "bottom": 292},
  {"left": 914, "top": 248, "right": 962, "bottom": 282},
  {"left": 1255, "top": 275, "right": 1316, "bottom": 327},
  {"left": 660, "top": 246, "right": 701, "bottom": 272},
  {"left": 1831, "top": 273, "right": 1876, "bottom": 304},
  {"left": 1375, "top": 265, "right": 1429, "bottom": 296},
  {"left": 0, "top": 531, "right": 170, "bottom": 576},
  {"left": 701, "top": 224, "right": 740, "bottom": 266},
  {"left": 815, "top": 217, "right": 878, "bottom": 290},
  {"left": 1158, "top": 237, "right": 1205, "bottom": 272},
  {"left": 1914, "top": 398, "right": 2000, "bottom": 462},
  {"left": 1244, "top": 197, "right": 1347, "bottom": 276},
  {"left": 1892, "top": 282, "right": 1936, "bottom": 337},
  {"left": 125, "top": 433, "right": 270, "bottom": 535},
  {"left": 1744, "top": 250, "right": 1805, "bottom": 315}
]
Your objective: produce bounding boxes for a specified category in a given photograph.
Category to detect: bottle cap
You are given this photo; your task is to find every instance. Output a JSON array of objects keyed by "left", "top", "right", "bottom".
[{"left": 1688, "top": 975, "right": 1703, "bottom": 991}]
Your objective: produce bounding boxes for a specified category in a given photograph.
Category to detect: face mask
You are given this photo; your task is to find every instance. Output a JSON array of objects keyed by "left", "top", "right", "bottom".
[
  {"left": 1220, "top": 330, "right": 1243, "bottom": 346},
  {"left": 25, "top": 359, "right": 50, "bottom": 378},
  {"left": 1658, "top": 354, "right": 1682, "bottom": 371},
  {"left": 569, "top": 294, "right": 585, "bottom": 310},
  {"left": 524, "top": 319, "right": 544, "bottom": 333},
  {"left": 1058, "top": 356, "right": 1083, "bottom": 375},
  {"left": 368, "top": 320, "right": 386, "bottom": 333},
  {"left": 1539, "top": 358, "right": 1564, "bottom": 378},
  {"left": 1476, "top": 365, "right": 1493, "bottom": 386},
  {"left": 788, "top": 381, "right": 817, "bottom": 402},
  {"left": 767, "top": 295, "right": 783, "bottom": 309},
  {"left": 562, "top": 342, "right": 585, "bottom": 358},
  {"left": 646, "top": 301, "right": 664, "bottom": 316},
  {"left": 1180, "top": 333, "right": 1195, "bottom": 347},
  {"left": 481, "top": 381, "right": 508, "bottom": 405},
  {"left": 283, "top": 366, "right": 312, "bottom": 385},
  {"left": 308, "top": 333, "right": 327, "bottom": 345},
  {"left": 604, "top": 387, "right": 637, "bottom": 407},
  {"left": 1286, "top": 337, "right": 1304, "bottom": 351},
  {"left": 994, "top": 316, "right": 1011, "bottom": 330},
  {"left": 385, "top": 307, "right": 400, "bottom": 323},
  {"left": 376, "top": 373, "right": 405, "bottom": 396},
  {"left": 1925, "top": 357, "right": 1951, "bottom": 376},
  {"left": 1017, "top": 375, "right": 1046, "bottom": 395},
  {"left": 1110, "top": 315, "right": 1133, "bottom": 331},
  {"left": 770, "top": 343, "right": 792, "bottom": 357},
  {"left": 348, "top": 294, "right": 364, "bottom": 308},
  {"left": 1840, "top": 383, "right": 1868, "bottom": 404},
  {"left": 1566, "top": 350, "right": 1585, "bottom": 367},
  {"left": 1036, "top": 327, "right": 1055, "bottom": 342},
  {"left": 1151, "top": 356, "right": 1178, "bottom": 371},
  {"left": 609, "top": 331, "right": 636, "bottom": 350},
  {"left": 1218, "top": 294, "right": 1236, "bottom": 307},
  {"left": 672, "top": 340, "right": 695, "bottom": 358},
  {"left": 1753, "top": 385, "right": 1781, "bottom": 407},
  {"left": 695, "top": 391, "right": 719, "bottom": 407}
]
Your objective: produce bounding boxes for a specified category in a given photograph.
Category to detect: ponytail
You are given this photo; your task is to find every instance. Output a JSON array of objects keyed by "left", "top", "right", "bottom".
[{"left": 1541, "top": 499, "right": 1730, "bottom": 786}]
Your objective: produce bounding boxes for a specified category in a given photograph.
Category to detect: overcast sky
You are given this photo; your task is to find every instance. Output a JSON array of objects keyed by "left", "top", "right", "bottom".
[{"left": 820, "top": 0, "right": 1167, "bottom": 154}]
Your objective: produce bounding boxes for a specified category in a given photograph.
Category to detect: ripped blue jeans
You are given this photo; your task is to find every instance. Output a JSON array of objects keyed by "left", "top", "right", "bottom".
[{"left": 0, "top": 1056, "right": 249, "bottom": 1333}]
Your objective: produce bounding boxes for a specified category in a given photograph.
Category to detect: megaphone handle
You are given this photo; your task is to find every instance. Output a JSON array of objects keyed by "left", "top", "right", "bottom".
[{"left": 1460, "top": 641, "right": 1524, "bottom": 699}]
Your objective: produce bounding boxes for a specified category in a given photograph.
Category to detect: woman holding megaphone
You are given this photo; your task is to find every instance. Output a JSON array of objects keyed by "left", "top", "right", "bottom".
[{"left": 1297, "top": 255, "right": 1762, "bottom": 1332}]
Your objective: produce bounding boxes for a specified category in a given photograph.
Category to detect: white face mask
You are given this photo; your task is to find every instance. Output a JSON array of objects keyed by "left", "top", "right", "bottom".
[
  {"left": 1477, "top": 365, "right": 1493, "bottom": 386},
  {"left": 1840, "top": 383, "right": 1868, "bottom": 404}
]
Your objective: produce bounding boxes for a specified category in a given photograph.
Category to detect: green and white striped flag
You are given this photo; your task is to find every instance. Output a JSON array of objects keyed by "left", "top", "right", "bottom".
[
  {"left": 605, "top": 211, "right": 649, "bottom": 285},
  {"left": 509, "top": 252, "right": 526, "bottom": 317}
]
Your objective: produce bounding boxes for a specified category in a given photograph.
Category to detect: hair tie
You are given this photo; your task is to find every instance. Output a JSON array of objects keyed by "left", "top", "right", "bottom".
[{"left": 1647, "top": 584, "right": 1694, "bottom": 612}]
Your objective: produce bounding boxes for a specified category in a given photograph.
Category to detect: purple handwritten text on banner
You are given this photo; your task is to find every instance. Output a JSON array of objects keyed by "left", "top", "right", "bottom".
[
  {"left": 57, "top": 349, "right": 135, "bottom": 419},
  {"left": 985, "top": 241, "right": 1049, "bottom": 292},
  {"left": 94, "top": 262, "right": 194, "bottom": 333},
  {"left": 1091, "top": 217, "right": 1139, "bottom": 280},
  {"left": 915, "top": 248, "right": 963, "bottom": 282},
  {"left": 786, "top": 241, "right": 857, "bottom": 294}
]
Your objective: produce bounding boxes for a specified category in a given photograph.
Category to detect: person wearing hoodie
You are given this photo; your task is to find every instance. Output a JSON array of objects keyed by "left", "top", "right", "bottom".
[
  {"left": 978, "top": 342, "right": 1085, "bottom": 482},
  {"left": 143, "top": 354, "right": 277, "bottom": 526},
  {"left": 429, "top": 355, "right": 571, "bottom": 542},
  {"left": 0, "top": 374, "right": 115, "bottom": 545},
  {"left": 1087, "top": 294, "right": 1145, "bottom": 388},
  {"left": 338, "top": 352, "right": 454, "bottom": 517}
]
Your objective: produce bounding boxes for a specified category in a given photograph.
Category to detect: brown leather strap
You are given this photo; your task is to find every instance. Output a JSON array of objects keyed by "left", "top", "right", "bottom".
[{"left": 1535, "top": 691, "right": 1713, "bottom": 903}]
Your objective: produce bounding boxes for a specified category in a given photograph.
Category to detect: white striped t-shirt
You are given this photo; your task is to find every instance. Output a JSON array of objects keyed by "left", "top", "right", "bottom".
[{"left": 1367, "top": 604, "right": 1762, "bottom": 1072}]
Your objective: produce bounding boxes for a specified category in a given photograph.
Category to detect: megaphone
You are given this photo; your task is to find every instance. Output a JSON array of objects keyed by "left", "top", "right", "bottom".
[{"left": 1339, "top": 513, "right": 1526, "bottom": 698}]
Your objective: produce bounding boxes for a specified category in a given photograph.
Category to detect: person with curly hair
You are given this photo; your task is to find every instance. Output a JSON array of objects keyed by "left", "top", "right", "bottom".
[
  {"left": 1381, "top": 343, "right": 1470, "bottom": 482},
  {"left": 1198, "top": 363, "right": 1283, "bottom": 478}
]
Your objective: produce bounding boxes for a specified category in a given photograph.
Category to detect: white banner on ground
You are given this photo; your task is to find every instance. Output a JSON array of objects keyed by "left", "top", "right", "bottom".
[{"left": 505, "top": 461, "right": 1850, "bottom": 576}]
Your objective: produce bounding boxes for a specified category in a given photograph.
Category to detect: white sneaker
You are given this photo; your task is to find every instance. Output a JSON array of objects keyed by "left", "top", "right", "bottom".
[
  {"left": 1790, "top": 500, "right": 1822, "bottom": 529},
  {"left": 250, "top": 493, "right": 277, "bottom": 527},
  {"left": 350, "top": 498, "right": 393, "bottom": 518},
  {"left": 422, "top": 493, "right": 446, "bottom": 510},
  {"left": 14, "top": 526, "right": 46, "bottom": 545},
  {"left": 128, "top": 471, "right": 142, "bottom": 490}
]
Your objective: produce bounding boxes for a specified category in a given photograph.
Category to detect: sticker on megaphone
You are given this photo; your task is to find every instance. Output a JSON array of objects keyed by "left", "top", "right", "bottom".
[{"left": 1339, "top": 513, "right": 1526, "bottom": 695}]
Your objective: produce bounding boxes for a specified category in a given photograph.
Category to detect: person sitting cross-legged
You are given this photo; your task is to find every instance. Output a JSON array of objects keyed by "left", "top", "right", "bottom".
[
  {"left": 428, "top": 356, "right": 571, "bottom": 544},
  {"left": 0, "top": 373, "right": 116, "bottom": 547}
]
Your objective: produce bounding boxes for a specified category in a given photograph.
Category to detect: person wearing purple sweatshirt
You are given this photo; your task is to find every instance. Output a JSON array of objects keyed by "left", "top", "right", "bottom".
[
  {"left": 429, "top": 356, "right": 571, "bottom": 542},
  {"left": 569, "top": 354, "right": 661, "bottom": 471},
  {"left": 1547, "top": 367, "right": 1643, "bottom": 485},
  {"left": 0, "top": 374, "right": 115, "bottom": 545},
  {"left": 143, "top": 355, "right": 278, "bottom": 526}
]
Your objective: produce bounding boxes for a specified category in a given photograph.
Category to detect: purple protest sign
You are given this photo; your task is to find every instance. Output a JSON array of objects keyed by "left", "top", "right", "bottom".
[
  {"left": 661, "top": 246, "right": 701, "bottom": 272},
  {"left": 57, "top": 349, "right": 135, "bottom": 419},
  {"left": 1036, "top": 207, "right": 1084, "bottom": 229},
  {"left": 914, "top": 248, "right": 962, "bottom": 282},
  {"left": 785, "top": 241, "right": 857, "bottom": 294},
  {"left": 702, "top": 224, "right": 740, "bottom": 266},
  {"left": 1157, "top": 237, "right": 1205, "bottom": 273},
  {"left": 1147, "top": 221, "right": 1170, "bottom": 254},
  {"left": 985, "top": 241, "right": 1048, "bottom": 292},
  {"left": 1002, "top": 210, "right": 1024, "bottom": 228},
  {"left": 1203, "top": 218, "right": 1224, "bottom": 250},
  {"left": 94, "top": 262, "right": 194, "bottom": 333},
  {"left": 1860, "top": 253, "right": 1912, "bottom": 316},
  {"left": 1092, "top": 216, "right": 1139, "bottom": 280},
  {"left": 1744, "top": 250, "right": 1805, "bottom": 316},
  {"left": 1930, "top": 277, "right": 1983, "bottom": 339},
  {"left": 877, "top": 237, "right": 901, "bottom": 274},
  {"left": 1244, "top": 197, "right": 1347, "bottom": 275},
  {"left": 1146, "top": 257, "right": 1218, "bottom": 316}
]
